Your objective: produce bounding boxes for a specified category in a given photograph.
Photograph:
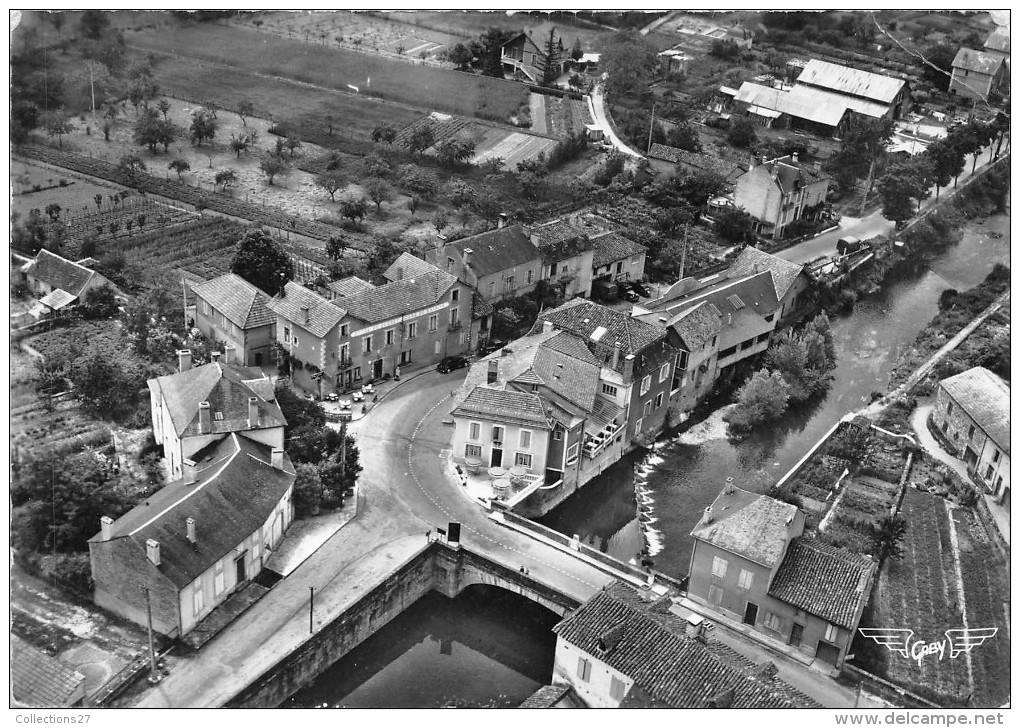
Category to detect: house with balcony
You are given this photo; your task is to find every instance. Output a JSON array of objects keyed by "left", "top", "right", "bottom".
[
  {"left": 930, "top": 366, "right": 1010, "bottom": 508},
  {"left": 589, "top": 230, "right": 647, "bottom": 287},
  {"left": 949, "top": 47, "right": 1007, "bottom": 102},
  {"left": 147, "top": 350, "right": 286, "bottom": 480},
  {"left": 89, "top": 433, "right": 295, "bottom": 639},
  {"left": 500, "top": 31, "right": 564, "bottom": 83},
  {"left": 733, "top": 155, "right": 829, "bottom": 239},
  {"left": 529, "top": 219, "right": 596, "bottom": 299},
  {"left": 188, "top": 273, "right": 276, "bottom": 367},
  {"left": 425, "top": 224, "right": 544, "bottom": 304},
  {"left": 687, "top": 486, "right": 875, "bottom": 671},
  {"left": 551, "top": 582, "right": 819, "bottom": 708}
]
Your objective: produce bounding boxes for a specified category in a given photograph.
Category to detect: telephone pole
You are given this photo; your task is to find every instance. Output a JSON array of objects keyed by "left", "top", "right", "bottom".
[
  {"left": 646, "top": 103, "right": 656, "bottom": 154},
  {"left": 141, "top": 585, "right": 159, "bottom": 683},
  {"left": 678, "top": 224, "right": 689, "bottom": 281},
  {"left": 309, "top": 586, "right": 315, "bottom": 634}
]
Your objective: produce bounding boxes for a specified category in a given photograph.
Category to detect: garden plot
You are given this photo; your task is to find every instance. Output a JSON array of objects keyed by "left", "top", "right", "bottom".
[
  {"left": 472, "top": 131, "right": 558, "bottom": 171},
  {"left": 11, "top": 160, "right": 125, "bottom": 220}
]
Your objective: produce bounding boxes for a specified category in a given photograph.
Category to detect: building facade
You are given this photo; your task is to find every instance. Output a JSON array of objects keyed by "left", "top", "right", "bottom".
[
  {"left": 733, "top": 155, "right": 830, "bottom": 239},
  {"left": 949, "top": 48, "right": 1007, "bottom": 101},
  {"left": 189, "top": 273, "right": 276, "bottom": 367}
]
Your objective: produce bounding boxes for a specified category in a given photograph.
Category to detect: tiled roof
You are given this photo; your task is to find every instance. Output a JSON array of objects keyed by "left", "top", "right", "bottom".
[
  {"left": 341, "top": 269, "right": 457, "bottom": 324},
  {"left": 541, "top": 330, "right": 601, "bottom": 366},
  {"left": 384, "top": 251, "right": 438, "bottom": 282},
  {"left": 669, "top": 301, "right": 722, "bottom": 351},
  {"left": 528, "top": 219, "right": 594, "bottom": 261},
  {"left": 796, "top": 59, "right": 906, "bottom": 104},
  {"left": 690, "top": 486, "right": 798, "bottom": 568},
  {"left": 190, "top": 273, "right": 275, "bottom": 329},
  {"left": 11, "top": 636, "right": 85, "bottom": 707},
  {"left": 647, "top": 143, "right": 747, "bottom": 182},
  {"left": 38, "top": 288, "right": 78, "bottom": 310},
  {"left": 518, "top": 684, "right": 571, "bottom": 708},
  {"left": 727, "top": 246, "right": 806, "bottom": 300},
  {"left": 92, "top": 434, "right": 296, "bottom": 588},
  {"left": 590, "top": 230, "right": 647, "bottom": 269},
  {"left": 535, "top": 299, "right": 667, "bottom": 366},
  {"left": 553, "top": 583, "right": 813, "bottom": 708},
  {"left": 532, "top": 339, "right": 599, "bottom": 411},
  {"left": 985, "top": 26, "right": 1009, "bottom": 54},
  {"left": 451, "top": 386, "right": 550, "bottom": 428},
  {"left": 472, "top": 291, "right": 494, "bottom": 318},
  {"left": 939, "top": 366, "right": 1010, "bottom": 455},
  {"left": 768, "top": 539, "right": 875, "bottom": 629},
  {"left": 327, "top": 276, "right": 375, "bottom": 298},
  {"left": 269, "top": 282, "right": 345, "bottom": 338},
  {"left": 147, "top": 361, "right": 286, "bottom": 439},
  {"left": 952, "top": 47, "right": 1004, "bottom": 76},
  {"left": 27, "top": 249, "right": 97, "bottom": 297},
  {"left": 425, "top": 225, "right": 540, "bottom": 279}
]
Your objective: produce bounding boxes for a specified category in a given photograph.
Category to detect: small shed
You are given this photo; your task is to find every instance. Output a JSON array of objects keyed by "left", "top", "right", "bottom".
[{"left": 584, "top": 124, "right": 605, "bottom": 142}]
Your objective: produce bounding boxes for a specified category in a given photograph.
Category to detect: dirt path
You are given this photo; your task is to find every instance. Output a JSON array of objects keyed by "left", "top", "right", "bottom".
[{"left": 529, "top": 93, "right": 548, "bottom": 136}]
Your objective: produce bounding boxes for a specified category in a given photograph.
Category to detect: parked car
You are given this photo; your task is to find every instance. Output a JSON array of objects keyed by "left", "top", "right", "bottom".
[
  {"left": 437, "top": 355, "right": 470, "bottom": 373},
  {"left": 631, "top": 280, "right": 651, "bottom": 298},
  {"left": 622, "top": 287, "right": 639, "bottom": 303},
  {"left": 478, "top": 339, "right": 507, "bottom": 356},
  {"left": 593, "top": 278, "right": 620, "bottom": 303}
]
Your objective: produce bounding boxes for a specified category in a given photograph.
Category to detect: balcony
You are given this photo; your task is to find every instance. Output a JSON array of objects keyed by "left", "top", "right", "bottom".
[
  {"left": 448, "top": 321, "right": 463, "bottom": 332},
  {"left": 583, "top": 419, "right": 626, "bottom": 459},
  {"left": 339, "top": 357, "right": 353, "bottom": 369}
]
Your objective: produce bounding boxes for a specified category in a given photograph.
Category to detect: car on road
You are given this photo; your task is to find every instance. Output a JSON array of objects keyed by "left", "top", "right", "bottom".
[{"left": 437, "top": 355, "right": 469, "bottom": 373}]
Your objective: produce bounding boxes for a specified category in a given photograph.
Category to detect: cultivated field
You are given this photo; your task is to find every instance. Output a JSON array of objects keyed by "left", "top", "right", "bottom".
[
  {"left": 105, "top": 217, "right": 247, "bottom": 283},
  {"left": 11, "top": 160, "right": 126, "bottom": 220}
]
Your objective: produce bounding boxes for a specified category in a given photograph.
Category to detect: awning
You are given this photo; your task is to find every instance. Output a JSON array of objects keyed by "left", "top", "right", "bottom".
[
  {"left": 588, "top": 397, "right": 624, "bottom": 432},
  {"left": 748, "top": 105, "right": 782, "bottom": 119},
  {"left": 38, "top": 289, "right": 77, "bottom": 310}
]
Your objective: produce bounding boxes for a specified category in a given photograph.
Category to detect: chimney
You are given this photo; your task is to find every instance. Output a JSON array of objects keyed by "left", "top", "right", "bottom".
[
  {"left": 462, "top": 248, "right": 473, "bottom": 267},
  {"left": 100, "top": 515, "right": 113, "bottom": 541},
  {"left": 487, "top": 360, "right": 499, "bottom": 385},
  {"left": 612, "top": 341, "right": 622, "bottom": 370},
  {"left": 498, "top": 212, "right": 508, "bottom": 229},
  {"left": 183, "top": 457, "right": 198, "bottom": 484},
  {"left": 198, "top": 402, "right": 212, "bottom": 433},
  {"left": 224, "top": 343, "right": 235, "bottom": 363},
  {"left": 248, "top": 397, "right": 259, "bottom": 428},
  {"left": 186, "top": 517, "right": 197, "bottom": 544},
  {"left": 301, "top": 305, "right": 310, "bottom": 324},
  {"left": 210, "top": 351, "right": 221, "bottom": 363},
  {"left": 271, "top": 448, "right": 285, "bottom": 470},
  {"left": 727, "top": 313, "right": 732, "bottom": 325},
  {"left": 542, "top": 320, "right": 554, "bottom": 334},
  {"left": 685, "top": 613, "right": 705, "bottom": 640},
  {"left": 622, "top": 354, "right": 635, "bottom": 382},
  {"left": 791, "top": 152, "right": 799, "bottom": 164},
  {"left": 177, "top": 349, "right": 192, "bottom": 373},
  {"left": 146, "top": 538, "right": 161, "bottom": 566}
]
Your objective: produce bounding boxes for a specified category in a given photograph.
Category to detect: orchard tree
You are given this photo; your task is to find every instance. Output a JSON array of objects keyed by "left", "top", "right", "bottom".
[
  {"left": 406, "top": 195, "right": 421, "bottom": 217},
  {"left": 398, "top": 165, "right": 440, "bottom": 198},
  {"left": 371, "top": 123, "right": 397, "bottom": 145},
  {"left": 727, "top": 116, "right": 757, "bottom": 148},
  {"left": 432, "top": 209, "right": 449, "bottom": 234},
  {"left": 435, "top": 136, "right": 475, "bottom": 169},
  {"left": 237, "top": 98, "right": 254, "bottom": 126},
  {"left": 260, "top": 154, "right": 289, "bottom": 185},
  {"left": 325, "top": 235, "right": 347, "bottom": 261},
  {"left": 214, "top": 169, "right": 237, "bottom": 191},
  {"left": 448, "top": 43, "right": 474, "bottom": 71},
  {"left": 365, "top": 177, "right": 393, "bottom": 212},
  {"left": 316, "top": 171, "right": 346, "bottom": 202},
  {"left": 600, "top": 31, "right": 660, "bottom": 97},
  {"left": 189, "top": 108, "right": 217, "bottom": 146},
  {"left": 231, "top": 227, "right": 294, "bottom": 296},
  {"left": 156, "top": 97, "right": 171, "bottom": 120},
  {"left": 408, "top": 125, "right": 435, "bottom": 154},
  {"left": 340, "top": 198, "right": 368, "bottom": 225},
  {"left": 42, "top": 110, "right": 73, "bottom": 148}
]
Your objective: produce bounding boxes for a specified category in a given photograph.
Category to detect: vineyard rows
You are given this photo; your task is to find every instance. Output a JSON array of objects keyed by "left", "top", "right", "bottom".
[{"left": 394, "top": 114, "right": 473, "bottom": 151}]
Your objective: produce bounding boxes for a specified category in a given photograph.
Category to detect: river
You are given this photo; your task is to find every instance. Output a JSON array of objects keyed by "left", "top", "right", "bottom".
[{"left": 539, "top": 211, "right": 1010, "bottom": 578}]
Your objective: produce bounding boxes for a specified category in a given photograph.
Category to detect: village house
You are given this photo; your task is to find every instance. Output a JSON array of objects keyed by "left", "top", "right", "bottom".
[
  {"left": 425, "top": 224, "right": 544, "bottom": 304},
  {"left": 949, "top": 48, "right": 1007, "bottom": 101},
  {"left": 983, "top": 26, "right": 1010, "bottom": 62},
  {"left": 529, "top": 219, "right": 596, "bottom": 299},
  {"left": 11, "top": 636, "right": 86, "bottom": 708},
  {"left": 500, "top": 31, "right": 564, "bottom": 83},
  {"left": 23, "top": 248, "right": 114, "bottom": 312},
  {"left": 647, "top": 143, "right": 748, "bottom": 185},
  {"left": 89, "top": 433, "right": 296, "bottom": 639},
  {"left": 930, "top": 366, "right": 1010, "bottom": 508},
  {"left": 589, "top": 230, "right": 647, "bottom": 287},
  {"left": 551, "top": 582, "right": 819, "bottom": 708},
  {"left": 687, "top": 486, "right": 876, "bottom": 671},
  {"left": 725, "top": 246, "right": 813, "bottom": 322},
  {"left": 732, "top": 155, "right": 830, "bottom": 239},
  {"left": 188, "top": 273, "right": 276, "bottom": 368},
  {"left": 147, "top": 350, "right": 286, "bottom": 480}
]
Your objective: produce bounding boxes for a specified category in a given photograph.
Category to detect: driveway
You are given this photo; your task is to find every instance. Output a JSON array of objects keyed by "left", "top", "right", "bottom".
[{"left": 588, "top": 85, "right": 644, "bottom": 158}]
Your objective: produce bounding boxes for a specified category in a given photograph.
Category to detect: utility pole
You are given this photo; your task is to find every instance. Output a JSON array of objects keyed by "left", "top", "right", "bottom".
[
  {"left": 859, "top": 157, "right": 875, "bottom": 217},
  {"left": 141, "top": 585, "right": 159, "bottom": 683},
  {"left": 678, "top": 224, "right": 689, "bottom": 281},
  {"left": 646, "top": 103, "right": 656, "bottom": 154},
  {"left": 309, "top": 586, "right": 315, "bottom": 634}
]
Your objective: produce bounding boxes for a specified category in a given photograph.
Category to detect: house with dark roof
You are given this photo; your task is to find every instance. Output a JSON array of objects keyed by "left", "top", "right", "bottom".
[
  {"left": 24, "top": 249, "right": 113, "bottom": 311},
  {"left": 11, "top": 636, "right": 86, "bottom": 707},
  {"left": 949, "top": 47, "right": 1007, "bottom": 101},
  {"left": 90, "top": 433, "right": 295, "bottom": 638},
  {"left": 590, "top": 230, "right": 647, "bottom": 286},
  {"left": 551, "top": 582, "right": 819, "bottom": 708},
  {"left": 500, "top": 31, "right": 564, "bottom": 83},
  {"left": 733, "top": 154, "right": 830, "bottom": 239},
  {"left": 725, "top": 246, "right": 812, "bottom": 322},
  {"left": 189, "top": 273, "right": 276, "bottom": 367},
  {"left": 931, "top": 366, "right": 1010, "bottom": 507},
  {"left": 269, "top": 256, "right": 475, "bottom": 395},
  {"left": 528, "top": 219, "right": 596, "bottom": 299},
  {"left": 147, "top": 351, "right": 286, "bottom": 479},
  {"left": 983, "top": 26, "right": 1010, "bottom": 62},
  {"left": 647, "top": 143, "right": 748, "bottom": 185},
  {"left": 688, "top": 486, "right": 875, "bottom": 671}
]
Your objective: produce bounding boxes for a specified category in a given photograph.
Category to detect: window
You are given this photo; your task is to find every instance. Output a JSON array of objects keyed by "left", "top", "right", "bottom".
[
  {"left": 824, "top": 623, "right": 838, "bottom": 642},
  {"left": 385, "top": 329, "right": 395, "bottom": 346},
  {"left": 469, "top": 422, "right": 481, "bottom": 441},
  {"left": 214, "top": 565, "right": 225, "bottom": 596},
  {"left": 447, "top": 257, "right": 455, "bottom": 271},
  {"left": 514, "top": 452, "right": 532, "bottom": 468},
  {"left": 763, "top": 612, "right": 782, "bottom": 631},
  {"left": 428, "top": 315, "right": 438, "bottom": 332},
  {"left": 450, "top": 308, "right": 460, "bottom": 325},
  {"left": 765, "top": 312, "right": 776, "bottom": 323},
  {"left": 451, "top": 288, "right": 460, "bottom": 302},
  {"left": 202, "top": 301, "right": 210, "bottom": 315},
  {"left": 353, "top": 367, "right": 361, "bottom": 380},
  {"left": 407, "top": 322, "right": 418, "bottom": 339},
  {"left": 737, "top": 569, "right": 753, "bottom": 590},
  {"left": 339, "top": 343, "right": 349, "bottom": 364},
  {"left": 526, "top": 269, "right": 534, "bottom": 284},
  {"left": 711, "top": 336, "right": 717, "bottom": 347},
  {"left": 655, "top": 393, "right": 664, "bottom": 409},
  {"left": 252, "top": 539, "right": 261, "bottom": 561},
  {"left": 488, "top": 281, "right": 496, "bottom": 298},
  {"left": 576, "top": 657, "right": 591, "bottom": 682},
  {"left": 677, "top": 350, "right": 689, "bottom": 369},
  {"left": 465, "top": 444, "right": 482, "bottom": 458},
  {"left": 519, "top": 430, "right": 532, "bottom": 449},
  {"left": 992, "top": 449, "right": 1001, "bottom": 463},
  {"left": 504, "top": 276, "right": 515, "bottom": 292},
  {"left": 640, "top": 375, "right": 651, "bottom": 395},
  {"left": 968, "top": 425, "right": 976, "bottom": 440},
  {"left": 602, "top": 383, "right": 618, "bottom": 397},
  {"left": 659, "top": 363, "right": 670, "bottom": 383},
  {"left": 434, "top": 340, "right": 442, "bottom": 355},
  {"left": 292, "top": 334, "right": 299, "bottom": 347},
  {"left": 643, "top": 400, "right": 652, "bottom": 416},
  {"left": 340, "top": 324, "right": 349, "bottom": 337},
  {"left": 492, "top": 425, "right": 504, "bottom": 443},
  {"left": 550, "top": 262, "right": 558, "bottom": 277},
  {"left": 362, "top": 336, "right": 372, "bottom": 354},
  {"left": 985, "top": 464, "right": 994, "bottom": 480},
  {"left": 712, "top": 556, "right": 728, "bottom": 578},
  {"left": 283, "top": 327, "right": 291, "bottom": 344},
  {"left": 193, "top": 585, "right": 205, "bottom": 615},
  {"left": 947, "top": 401, "right": 954, "bottom": 416},
  {"left": 553, "top": 429, "right": 564, "bottom": 441},
  {"left": 610, "top": 676, "right": 626, "bottom": 702},
  {"left": 566, "top": 443, "right": 579, "bottom": 464},
  {"left": 708, "top": 584, "right": 723, "bottom": 605}
]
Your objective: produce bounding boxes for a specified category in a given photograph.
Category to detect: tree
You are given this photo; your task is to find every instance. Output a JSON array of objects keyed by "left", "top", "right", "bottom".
[
  {"left": 285, "top": 131, "right": 302, "bottom": 158},
  {"left": 325, "top": 235, "right": 347, "bottom": 261},
  {"left": 664, "top": 120, "right": 701, "bottom": 152},
  {"left": 571, "top": 37, "right": 583, "bottom": 61},
  {"left": 70, "top": 348, "right": 144, "bottom": 421},
  {"left": 260, "top": 154, "right": 289, "bottom": 186},
  {"left": 448, "top": 43, "right": 474, "bottom": 71},
  {"left": 476, "top": 28, "right": 516, "bottom": 78},
  {"left": 230, "top": 137, "right": 249, "bottom": 159},
  {"left": 364, "top": 177, "right": 393, "bottom": 212},
  {"left": 231, "top": 227, "right": 294, "bottom": 296},
  {"left": 371, "top": 123, "right": 397, "bottom": 145},
  {"left": 44, "top": 203, "right": 62, "bottom": 222},
  {"left": 118, "top": 153, "right": 147, "bottom": 178},
  {"left": 42, "top": 111, "right": 73, "bottom": 148},
  {"left": 189, "top": 108, "right": 217, "bottom": 146},
  {"left": 133, "top": 107, "right": 162, "bottom": 153},
  {"left": 316, "top": 171, "right": 346, "bottom": 202},
  {"left": 398, "top": 165, "right": 440, "bottom": 198},
  {"left": 724, "top": 369, "right": 791, "bottom": 437},
  {"left": 871, "top": 515, "right": 908, "bottom": 562},
  {"left": 408, "top": 125, "right": 435, "bottom": 154},
  {"left": 925, "top": 137, "right": 965, "bottom": 199},
  {"left": 922, "top": 42, "right": 957, "bottom": 92},
  {"left": 214, "top": 169, "right": 237, "bottom": 191},
  {"left": 432, "top": 210, "right": 449, "bottom": 234},
  {"left": 878, "top": 159, "right": 930, "bottom": 226},
  {"left": 600, "top": 31, "right": 660, "bottom": 97},
  {"left": 539, "top": 27, "right": 563, "bottom": 85},
  {"left": 824, "top": 117, "right": 894, "bottom": 198},
  {"left": 237, "top": 98, "right": 254, "bottom": 127},
  {"left": 727, "top": 117, "right": 757, "bottom": 148},
  {"left": 714, "top": 207, "right": 758, "bottom": 244},
  {"left": 435, "top": 136, "right": 475, "bottom": 169},
  {"left": 156, "top": 97, "right": 171, "bottom": 121},
  {"left": 340, "top": 198, "right": 368, "bottom": 225},
  {"left": 406, "top": 195, "right": 421, "bottom": 217},
  {"left": 293, "top": 462, "right": 324, "bottom": 517}
]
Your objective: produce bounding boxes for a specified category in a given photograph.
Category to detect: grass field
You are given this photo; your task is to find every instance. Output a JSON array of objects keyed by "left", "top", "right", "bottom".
[
  {"left": 12, "top": 160, "right": 126, "bottom": 220},
  {"left": 130, "top": 23, "right": 530, "bottom": 124}
]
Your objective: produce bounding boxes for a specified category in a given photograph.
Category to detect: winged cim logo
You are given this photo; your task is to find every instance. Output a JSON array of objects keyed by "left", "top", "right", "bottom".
[{"left": 858, "top": 628, "right": 998, "bottom": 667}]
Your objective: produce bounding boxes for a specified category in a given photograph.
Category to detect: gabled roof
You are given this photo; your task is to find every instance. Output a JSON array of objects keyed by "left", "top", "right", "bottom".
[
  {"left": 341, "top": 268, "right": 458, "bottom": 324},
  {"left": 326, "top": 276, "right": 375, "bottom": 298},
  {"left": 190, "top": 273, "right": 275, "bottom": 330},
  {"left": 501, "top": 31, "right": 543, "bottom": 57},
  {"left": 528, "top": 219, "right": 594, "bottom": 261},
  {"left": 553, "top": 583, "right": 815, "bottom": 708},
  {"left": 147, "top": 361, "right": 286, "bottom": 439},
  {"left": 661, "top": 301, "right": 722, "bottom": 351},
  {"left": 425, "top": 225, "right": 541, "bottom": 280},
  {"left": 984, "top": 26, "right": 1009, "bottom": 54},
  {"left": 796, "top": 59, "right": 906, "bottom": 104},
  {"left": 727, "top": 246, "right": 806, "bottom": 301},
  {"left": 27, "top": 249, "right": 98, "bottom": 297},
  {"left": 518, "top": 684, "right": 571, "bottom": 708},
  {"left": 38, "top": 288, "right": 78, "bottom": 310},
  {"left": 952, "top": 47, "right": 1004, "bottom": 76},
  {"left": 535, "top": 299, "right": 667, "bottom": 365},
  {"left": 939, "top": 366, "right": 1010, "bottom": 455},
  {"left": 451, "top": 386, "right": 550, "bottom": 428},
  {"left": 384, "top": 251, "right": 438, "bottom": 282},
  {"left": 768, "top": 539, "right": 875, "bottom": 629},
  {"left": 91, "top": 434, "right": 296, "bottom": 588},
  {"left": 690, "top": 486, "right": 799, "bottom": 568},
  {"left": 11, "top": 636, "right": 86, "bottom": 707},
  {"left": 530, "top": 336, "right": 599, "bottom": 411},
  {"left": 269, "top": 282, "right": 345, "bottom": 338},
  {"left": 590, "top": 230, "right": 647, "bottom": 269},
  {"left": 647, "top": 143, "right": 747, "bottom": 182}
]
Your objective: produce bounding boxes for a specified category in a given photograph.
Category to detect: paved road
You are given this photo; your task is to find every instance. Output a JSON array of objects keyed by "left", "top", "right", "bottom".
[{"left": 589, "top": 85, "right": 644, "bottom": 158}]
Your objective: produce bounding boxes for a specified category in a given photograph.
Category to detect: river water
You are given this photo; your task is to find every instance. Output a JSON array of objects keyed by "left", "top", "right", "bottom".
[{"left": 540, "top": 212, "right": 1010, "bottom": 578}]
